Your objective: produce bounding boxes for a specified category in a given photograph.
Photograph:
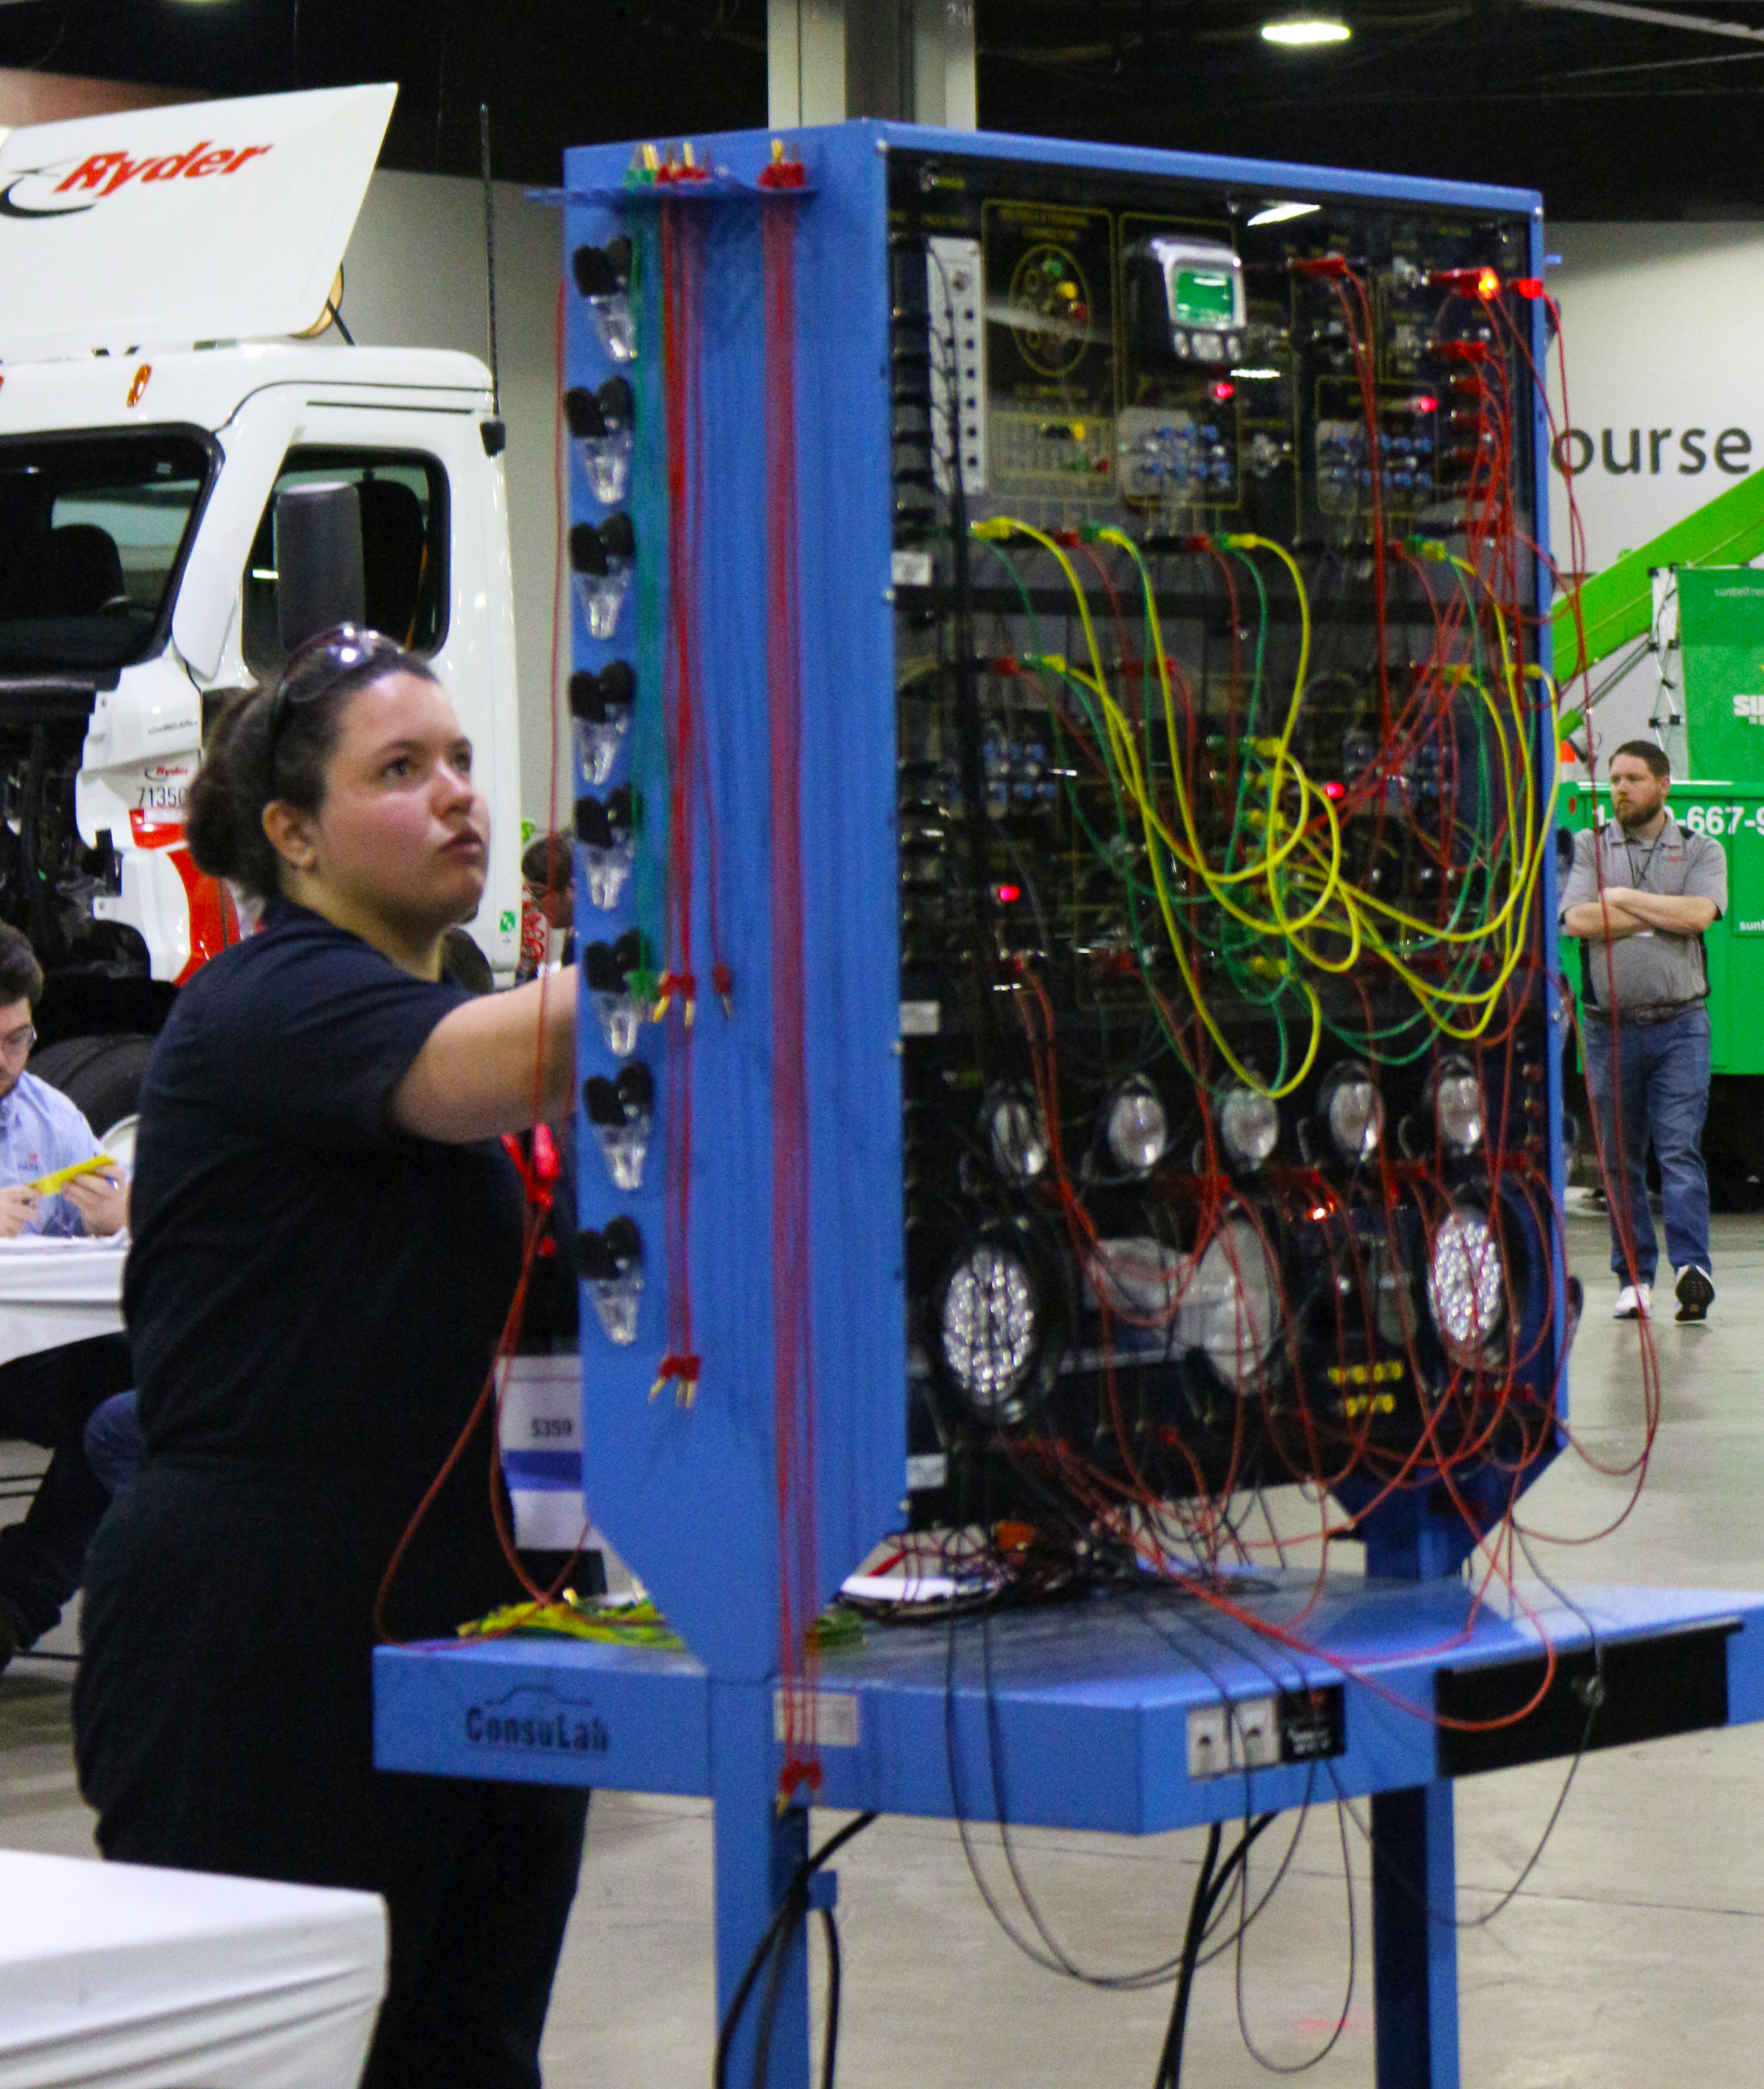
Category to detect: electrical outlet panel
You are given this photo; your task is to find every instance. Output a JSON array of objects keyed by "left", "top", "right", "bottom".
[
  {"left": 925, "top": 236, "right": 987, "bottom": 497},
  {"left": 1185, "top": 1686, "right": 1346, "bottom": 1778}
]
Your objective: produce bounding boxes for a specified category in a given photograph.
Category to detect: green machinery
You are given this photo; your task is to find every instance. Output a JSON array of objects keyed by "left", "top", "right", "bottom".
[{"left": 1553, "top": 469, "right": 1764, "bottom": 1196}]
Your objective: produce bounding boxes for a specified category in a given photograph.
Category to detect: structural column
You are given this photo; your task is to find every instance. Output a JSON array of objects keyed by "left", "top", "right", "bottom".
[{"left": 768, "top": 0, "right": 977, "bottom": 128}]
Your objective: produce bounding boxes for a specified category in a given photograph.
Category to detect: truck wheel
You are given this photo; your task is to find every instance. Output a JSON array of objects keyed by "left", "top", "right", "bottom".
[{"left": 29, "top": 1035, "right": 156, "bottom": 1144}]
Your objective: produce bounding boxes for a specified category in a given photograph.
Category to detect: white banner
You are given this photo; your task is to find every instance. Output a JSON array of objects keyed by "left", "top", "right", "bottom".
[
  {"left": 0, "top": 84, "right": 395, "bottom": 363},
  {"left": 1548, "top": 223, "right": 1764, "bottom": 752}
]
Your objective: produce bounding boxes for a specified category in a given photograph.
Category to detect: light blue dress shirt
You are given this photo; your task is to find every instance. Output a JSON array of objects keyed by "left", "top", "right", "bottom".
[{"left": 0, "top": 1070, "right": 102, "bottom": 1236}]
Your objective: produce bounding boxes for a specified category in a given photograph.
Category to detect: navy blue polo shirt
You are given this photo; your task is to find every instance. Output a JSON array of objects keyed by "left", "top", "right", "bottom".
[{"left": 123, "top": 900, "right": 524, "bottom": 1525}]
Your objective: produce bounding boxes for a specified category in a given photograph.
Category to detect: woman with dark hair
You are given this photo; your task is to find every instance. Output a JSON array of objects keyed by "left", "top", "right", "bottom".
[{"left": 73, "top": 628, "right": 584, "bottom": 2089}]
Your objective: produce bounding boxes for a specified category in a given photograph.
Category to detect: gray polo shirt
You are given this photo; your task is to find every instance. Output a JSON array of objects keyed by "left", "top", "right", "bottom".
[{"left": 1559, "top": 814, "right": 1727, "bottom": 1011}]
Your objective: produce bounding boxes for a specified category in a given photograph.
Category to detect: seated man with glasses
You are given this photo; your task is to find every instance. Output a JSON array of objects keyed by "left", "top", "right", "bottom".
[{"left": 0, "top": 926, "right": 133, "bottom": 1673}]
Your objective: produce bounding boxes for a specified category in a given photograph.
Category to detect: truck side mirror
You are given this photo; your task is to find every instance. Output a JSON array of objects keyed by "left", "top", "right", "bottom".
[{"left": 275, "top": 482, "right": 366, "bottom": 652}]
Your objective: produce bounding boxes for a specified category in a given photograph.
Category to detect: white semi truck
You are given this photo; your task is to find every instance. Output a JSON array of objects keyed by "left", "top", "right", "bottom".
[{"left": 0, "top": 84, "right": 525, "bottom": 1134}]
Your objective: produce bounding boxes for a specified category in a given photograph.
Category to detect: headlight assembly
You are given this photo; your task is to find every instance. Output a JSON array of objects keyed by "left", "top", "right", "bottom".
[
  {"left": 1426, "top": 1203, "right": 1506, "bottom": 1363},
  {"left": 1178, "top": 1213, "right": 1281, "bottom": 1391},
  {"left": 938, "top": 1239, "right": 1041, "bottom": 1418}
]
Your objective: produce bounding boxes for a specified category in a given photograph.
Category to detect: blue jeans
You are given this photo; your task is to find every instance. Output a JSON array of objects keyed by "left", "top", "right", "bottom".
[
  {"left": 82, "top": 1389, "right": 144, "bottom": 1497},
  {"left": 1582, "top": 1002, "right": 1712, "bottom": 1286}
]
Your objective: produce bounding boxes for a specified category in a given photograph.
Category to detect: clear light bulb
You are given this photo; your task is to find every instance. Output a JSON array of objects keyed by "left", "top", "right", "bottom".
[
  {"left": 1433, "top": 1057, "right": 1484, "bottom": 1152},
  {"left": 583, "top": 937, "right": 644, "bottom": 1056},
  {"left": 573, "top": 569, "right": 631, "bottom": 642},
  {"left": 592, "top": 991, "right": 642, "bottom": 1057},
  {"left": 569, "top": 663, "right": 634, "bottom": 789},
  {"left": 574, "top": 715, "right": 626, "bottom": 787},
  {"left": 1323, "top": 1064, "right": 1382, "bottom": 1163},
  {"left": 573, "top": 241, "right": 636, "bottom": 362},
  {"left": 584, "top": 1068, "right": 653, "bottom": 1193},
  {"left": 581, "top": 842, "right": 632, "bottom": 912},
  {"left": 1105, "top": 1081, "right": 1168, "bottom": 1174},
  {"left": 985, "top": 1092, "right": 1050, "bottom": 1181},
  {"left": 589, "top": 1273, "right": 642, "bottom": 1345},
  {"left": 566, "top": 377, "right": 636, "bottom": 505},
  {"left": 570, "top": 517, "right": 635, "bottom": 642},
  {"left": 574, "top": 1217, "right": 643, "bottom": 1346},
  {"left": 574, "top": 791, "right": 634, "bottom": 913},
  {"left": 1218, "top": 1086, "right": 1279, "bottom": 1170}
]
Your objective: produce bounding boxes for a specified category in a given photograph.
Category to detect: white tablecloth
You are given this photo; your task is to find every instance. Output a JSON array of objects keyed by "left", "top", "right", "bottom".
[
  {"left": 0, "top": 1849, "right": 386, "bottom": 2088},
  {"left": 0, "top": 1238, "right": 126, "bottom": 1369}
]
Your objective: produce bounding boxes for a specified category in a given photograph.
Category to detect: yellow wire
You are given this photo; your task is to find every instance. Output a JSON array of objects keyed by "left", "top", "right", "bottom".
[{"left": 966, "top": 522, "right": 1553, "bottom": 1064}]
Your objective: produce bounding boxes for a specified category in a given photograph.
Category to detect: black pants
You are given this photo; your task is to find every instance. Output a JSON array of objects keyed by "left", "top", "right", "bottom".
[
  {"left": 76, "top": 1460, "right": 587, "bottom": 2089},
  {"left": 0, "top": 1333, "right": 132, "bottom": 1644}
]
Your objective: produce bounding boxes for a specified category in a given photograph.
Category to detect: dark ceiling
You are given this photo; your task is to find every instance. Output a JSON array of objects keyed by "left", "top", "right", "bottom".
[{"left": 3, "top": 0, "right": 1762, "bottom": 219}]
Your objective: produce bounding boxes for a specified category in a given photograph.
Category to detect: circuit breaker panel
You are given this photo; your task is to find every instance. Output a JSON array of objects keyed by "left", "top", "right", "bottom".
[{"left": 563, "top": 126, "right": 1564, "bottom": 1675}]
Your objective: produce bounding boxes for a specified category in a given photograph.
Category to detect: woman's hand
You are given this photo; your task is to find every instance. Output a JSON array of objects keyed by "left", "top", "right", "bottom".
[
  {"left": 65, "top": 1171, "right": 130, "bottom": 1237},
  {"left": 387, "top": 969, "right": 578, "bottom": 1144}
]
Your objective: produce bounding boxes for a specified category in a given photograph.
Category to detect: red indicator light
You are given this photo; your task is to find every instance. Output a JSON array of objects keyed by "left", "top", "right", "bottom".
[
  {"left": 1476, "top": 267, "right": 1500, "bottom": 301},
  {"left": 995, "top": 883, "right": 1023, "bottom": 905},
  {"left": 1322, "top": 780, "right": 1346, "bottom": 801},
  {"left": 1210, "top": 380, "right": 1236, "bottom": 402},
  {"left": 1413, "top": 394, "right": 1438, "bottom": 414}
]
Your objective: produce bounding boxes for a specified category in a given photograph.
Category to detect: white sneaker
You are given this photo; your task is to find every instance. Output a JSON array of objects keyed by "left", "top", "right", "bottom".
[{"left": 1613, "top": 1283, "right": 1652, "bottom": 1320}]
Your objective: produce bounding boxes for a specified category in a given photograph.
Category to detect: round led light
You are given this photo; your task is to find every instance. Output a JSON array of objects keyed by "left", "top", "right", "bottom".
[
  {"left": 1219, "top": 1086, "right": 1279, "bottom": 1170},
  {"left": 1322, "top": 1063, "right": 1382, "bottom": 1164},
  {"left": 1106, "top": 1082, "right": 1169, "bottom": 1174},
  {"left": 1426, "top": 1204, "right": 1505, "bottom": 1364},
  {"left": 1179, "top": 1215, "right": 1281, "bottom": 1390},
  {"left": 940, "top": 1243, "right": 1040, "bottom": 1415},
  {"left": 985, "top": 1091, "right": 1050, "bottom": 1181},
  {"left": 1432, "top": 1056, "right": 1484, "bottom": 1153}
]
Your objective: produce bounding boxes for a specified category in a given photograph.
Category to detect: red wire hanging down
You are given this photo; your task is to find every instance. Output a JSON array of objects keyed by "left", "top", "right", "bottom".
[
  {"left": 763, "top": 178, "right": 821, "bottom": 1806},
  {"left": 652, "top": 197, "right": 706, "bottom": 1407}
]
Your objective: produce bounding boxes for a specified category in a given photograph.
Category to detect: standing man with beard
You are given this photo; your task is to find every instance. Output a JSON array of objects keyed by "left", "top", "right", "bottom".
[{"left": 1562, "top": 740, "right": 1726, "bottom": 1323}]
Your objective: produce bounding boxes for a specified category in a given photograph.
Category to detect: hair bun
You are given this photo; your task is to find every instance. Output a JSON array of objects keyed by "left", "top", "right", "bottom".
[{"left": 185, "top": 695, "right": 260, "bottom": 882}]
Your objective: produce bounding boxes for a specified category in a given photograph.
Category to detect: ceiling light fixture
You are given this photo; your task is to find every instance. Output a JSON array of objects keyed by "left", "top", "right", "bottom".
[
  {"left": 1261, "top": 17, "right": 1353, "bottom": 44},
  {"left": 1247, "top": 200, "right": 1323, "bottom": 226}
]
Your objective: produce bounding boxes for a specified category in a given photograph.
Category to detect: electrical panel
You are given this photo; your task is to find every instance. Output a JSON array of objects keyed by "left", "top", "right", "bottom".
[
  {"left": 560, "top": 126, "right": 1565, "bottom": 1672},
  {"left": 883, "top": 153, "right": 1560, "bottom": 1534}
]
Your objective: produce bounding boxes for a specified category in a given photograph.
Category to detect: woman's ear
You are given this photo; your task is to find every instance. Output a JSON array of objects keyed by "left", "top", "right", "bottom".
[{"left": 262, "top": 799, "right": 319, "bottom": 876}]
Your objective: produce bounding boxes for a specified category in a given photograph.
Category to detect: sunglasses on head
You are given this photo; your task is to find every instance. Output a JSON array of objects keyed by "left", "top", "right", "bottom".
[{"left": 265, "top": 625, "right": 407, "bottom": 787}]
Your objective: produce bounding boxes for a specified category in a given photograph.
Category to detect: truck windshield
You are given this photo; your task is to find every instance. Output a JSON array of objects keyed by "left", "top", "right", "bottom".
[{"left": 0, "top": 430, "right": 213, "bottom": 676}]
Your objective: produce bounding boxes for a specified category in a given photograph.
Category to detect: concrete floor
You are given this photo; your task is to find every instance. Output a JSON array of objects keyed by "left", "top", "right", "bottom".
[{"left": 6, "top": 1194, "right": 1764, "bottom": 2086}]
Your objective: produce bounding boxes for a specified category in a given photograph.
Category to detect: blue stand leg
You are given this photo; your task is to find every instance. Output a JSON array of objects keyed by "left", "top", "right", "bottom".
[
  {"left": 1362, "top": 1501, "right": 1463, "bottom": 2087},
  {"left": 711, "top": 1681, "right": 811, "bottom": 2089},
  {"left": 1371, "top": 1776, "right": 1459, "bottom": 2088}
]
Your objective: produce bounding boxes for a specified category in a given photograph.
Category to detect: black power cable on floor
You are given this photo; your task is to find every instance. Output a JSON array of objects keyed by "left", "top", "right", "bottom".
[
  {"left": 1154, "top": 1812, "right": 1277, "bottom": 2089},
  {"left": 713, "top": 1808, "right": 878, "bottom": 2089}
]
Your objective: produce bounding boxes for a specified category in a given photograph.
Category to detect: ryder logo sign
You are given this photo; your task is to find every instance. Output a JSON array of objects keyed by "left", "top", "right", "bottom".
[{"left": 0, "top": 141, "right": 273, "bottom": 219}]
